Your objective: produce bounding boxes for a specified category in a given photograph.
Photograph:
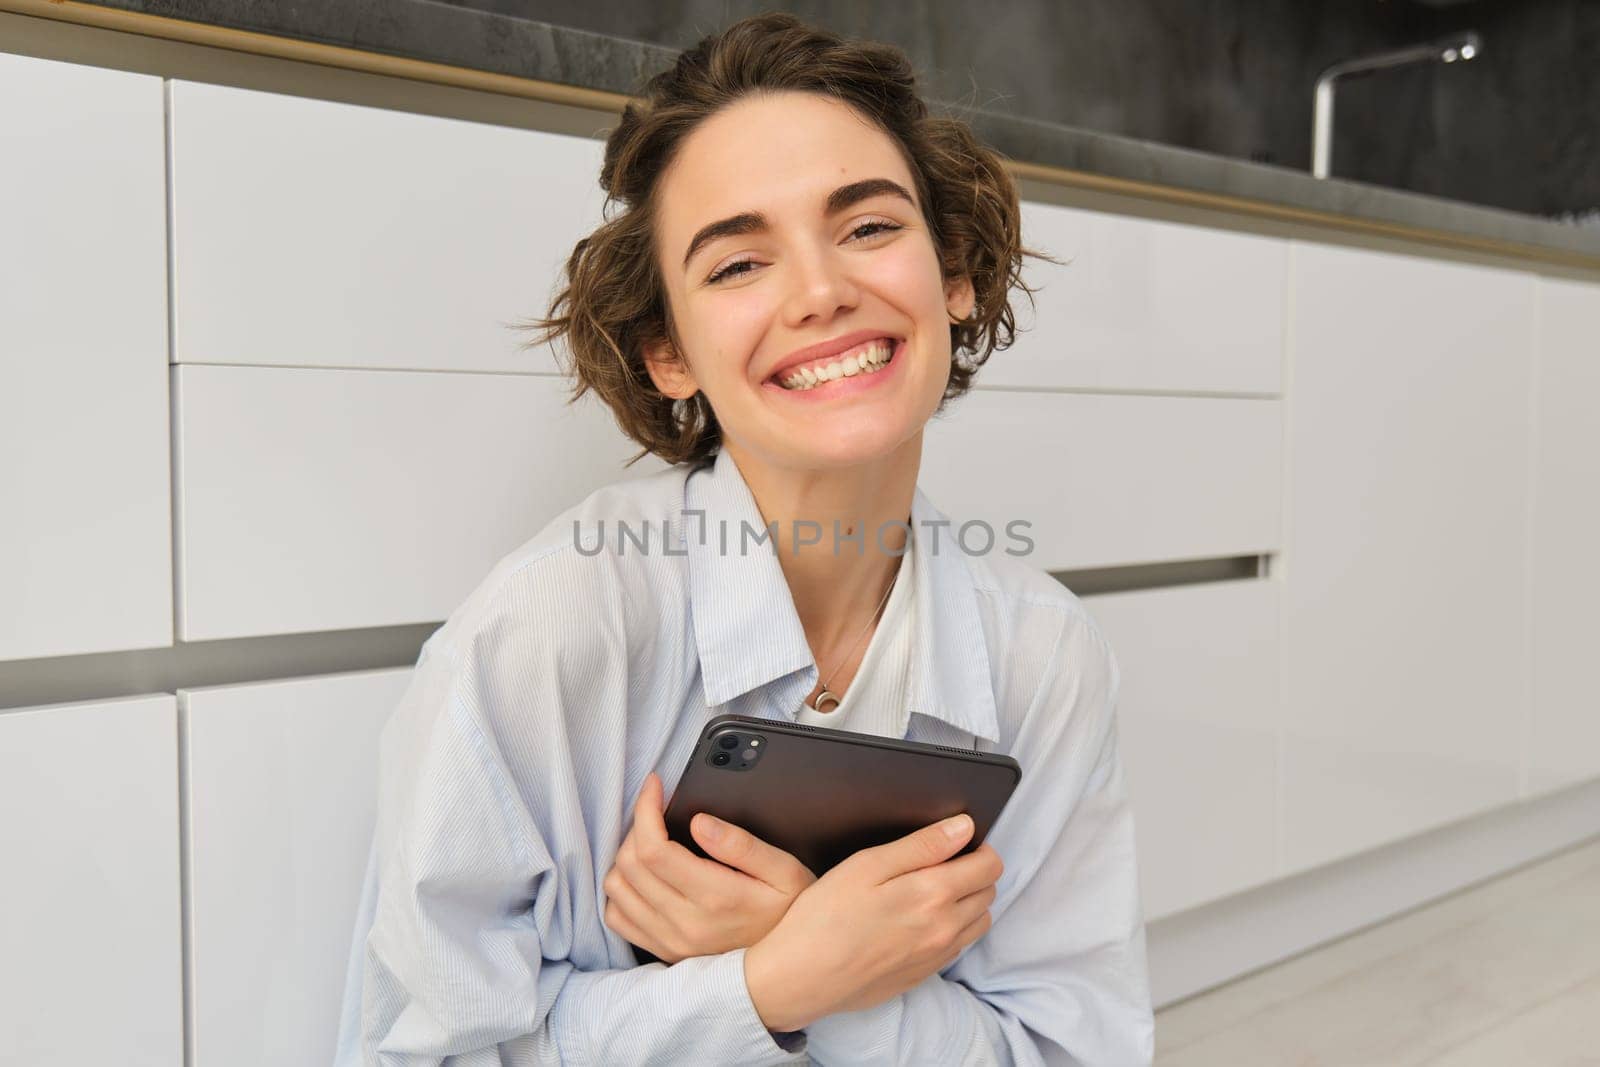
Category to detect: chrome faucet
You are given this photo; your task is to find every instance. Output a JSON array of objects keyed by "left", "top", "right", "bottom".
[{"left": 1312, "top": 32, "right": 1482, "bottom": 179}]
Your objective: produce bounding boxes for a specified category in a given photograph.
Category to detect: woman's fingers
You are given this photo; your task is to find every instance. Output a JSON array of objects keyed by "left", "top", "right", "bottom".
[
  {"left": 631, "top": 772, "right": 668, "bottom": 842},
  {"left": 603, "top": 889, "right": 671, "bottom": 963},
  {"left": 604, "top": 855, "right": 696, "bottom": 961},
  {"left": 951, "top": 842, "right": 1005, "bottom": 892},
  {"left": 901, "top": 841, "right": 1003, "bottom": 904},
  {"left": 954, "top": 897, "right": 994, "bottom": 948},
  {"left": 621, "top": 773, "right": 695, "bottom": 901},
  {"left": 617, "top": 771, "right": 808, "bottom": 956},
  {"left": 628, "top": 775, "right": 784, "bottom": 903},
  {"left": 690, "top": 812, "right": 817, "bottom": 894},
  {"left": 629, "top": 773, "right": 724, "bottom": 893},
  {"left": 930, "top": 892, "right": 996, "bottom": 975},
  {"left": 615, "top": 832, "right": 692, "bottom": 914},
  {"left": 632, "top": 828, "right": 773, "bottom": 917},
  {"left": 844, "top": 813, "right": 974, "bottom": 886},
  {"left": 954, "top": 882, "right": 998, "bottom": 924}
]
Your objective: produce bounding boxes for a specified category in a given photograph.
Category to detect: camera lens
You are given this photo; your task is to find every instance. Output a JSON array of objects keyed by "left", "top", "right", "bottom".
[
  {"left": 712, "top": 751, "right": 732, "bottom": 766},
  {"left": 717, "top": 734, "right": 739, "bottom": 750}
]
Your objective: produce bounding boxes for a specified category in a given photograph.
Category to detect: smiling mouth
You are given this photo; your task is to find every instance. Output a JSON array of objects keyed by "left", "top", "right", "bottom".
[{"left": 771, "top": 337, "right": 898, "bottom": 391}]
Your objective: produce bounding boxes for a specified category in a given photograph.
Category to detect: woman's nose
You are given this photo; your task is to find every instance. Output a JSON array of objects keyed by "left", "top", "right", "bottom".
[{"left": 781, "top": 245, "right": 860, "bottom": 326}]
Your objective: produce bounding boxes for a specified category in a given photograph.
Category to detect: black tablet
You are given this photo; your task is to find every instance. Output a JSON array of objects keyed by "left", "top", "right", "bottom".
[{"left": 662, "top": 713, "right": 1021, "bottom": 877}]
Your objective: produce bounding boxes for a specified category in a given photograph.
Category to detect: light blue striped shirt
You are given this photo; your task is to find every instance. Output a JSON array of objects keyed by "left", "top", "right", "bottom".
[{"left": 335, "top": 446, "right": 1153, "bottom": 1065}]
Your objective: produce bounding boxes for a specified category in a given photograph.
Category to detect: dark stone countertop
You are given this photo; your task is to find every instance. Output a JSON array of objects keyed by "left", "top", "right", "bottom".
[{"left": 75, "top": 0, "right": 1600, "bottom": 266}]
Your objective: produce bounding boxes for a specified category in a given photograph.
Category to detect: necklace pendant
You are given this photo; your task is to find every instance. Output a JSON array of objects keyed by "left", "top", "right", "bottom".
[{"left": 811, "top": 687, "right": 841, "bottom": 714}]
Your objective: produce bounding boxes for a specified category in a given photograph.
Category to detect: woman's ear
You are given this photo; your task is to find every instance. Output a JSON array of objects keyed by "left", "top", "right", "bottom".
[
  {"left": 643, "top": 337, "right": 700, "bottom": 400},
  {"left": 945, "top": 274, "right": 977, "bottom": 324}
]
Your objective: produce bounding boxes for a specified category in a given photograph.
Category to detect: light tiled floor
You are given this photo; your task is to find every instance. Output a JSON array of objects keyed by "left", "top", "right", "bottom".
[{"left": 1154, "top": 837, "right": 1600, "bottom": 1066}]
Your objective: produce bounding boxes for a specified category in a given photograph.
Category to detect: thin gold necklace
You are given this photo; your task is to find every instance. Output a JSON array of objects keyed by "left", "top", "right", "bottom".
[{"left": 808, "top": 559, "right": 901, "bottom": 714}]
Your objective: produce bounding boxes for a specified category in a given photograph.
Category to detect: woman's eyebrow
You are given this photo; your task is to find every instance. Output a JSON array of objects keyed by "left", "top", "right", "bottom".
[{"left": 680, "top": 177, "right": 915, "bottom": 269}]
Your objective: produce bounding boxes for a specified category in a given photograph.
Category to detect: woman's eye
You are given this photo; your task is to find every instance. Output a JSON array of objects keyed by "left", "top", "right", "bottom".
[
  {"left": 705, "top": 220, "right": 902, "bottom": 285},
  {"left": 850, "top": 219, "right": 902, "bottom": 241},
  {"left": 706, "top": 258, "right": 756, "bottom": 284}
]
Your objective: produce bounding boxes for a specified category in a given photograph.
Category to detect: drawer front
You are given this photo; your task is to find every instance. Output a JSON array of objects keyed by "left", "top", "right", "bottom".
[
  {"left": 169, "top": 80, "right": 606, "bottom": 374},
  {"left": 1085, "top": 578, "right": 1280, "bottom": 920},
  {"left": 0, "top": 53, "right": 171, "bottom": 662},
  {"left": 174, "top": 364, "right": 663, "bottom": 640},
  {"left": 1527, "top": 276, "right": 1600, "bottom": 796},
  {"left": 1279, "top": 240, "right": 1533, "bottom": 873},
  {"left": 984, "top": 200, "right": 1286, "bottom": 395},
  {"left": 920, "top": 391, "right": 1281, "bottom": 571},
  {"left": 0, "top": 695, "right": 182, "bottom": 1067},
  {"left": 182, "top": 668, "right": 412, "bottom": 1067}
]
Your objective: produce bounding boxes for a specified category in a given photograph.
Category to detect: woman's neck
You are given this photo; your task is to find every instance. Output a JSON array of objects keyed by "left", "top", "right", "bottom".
[{"left": 722, "top": 434, "right": 921, "bottom": 655}]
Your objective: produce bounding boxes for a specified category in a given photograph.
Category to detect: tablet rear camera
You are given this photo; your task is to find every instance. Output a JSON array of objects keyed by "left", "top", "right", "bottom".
[{"left": 708, "top": 730, "right": 765, "bottom": 771}]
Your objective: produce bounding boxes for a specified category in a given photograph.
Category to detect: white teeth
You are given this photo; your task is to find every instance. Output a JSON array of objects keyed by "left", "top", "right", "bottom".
[{"left": 777, "top": 339, "right": 895, "bottom": 391}]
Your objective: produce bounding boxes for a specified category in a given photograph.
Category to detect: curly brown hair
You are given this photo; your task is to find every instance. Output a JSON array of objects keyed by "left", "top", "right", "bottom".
[{"left": 522, "top": 12, "right": 1049, "bottom": 467}]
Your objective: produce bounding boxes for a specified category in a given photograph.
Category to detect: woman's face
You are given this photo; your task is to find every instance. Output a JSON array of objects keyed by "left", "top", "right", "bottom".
[{"left": 645, "top": 90, "right": 975, "bottom": 474}]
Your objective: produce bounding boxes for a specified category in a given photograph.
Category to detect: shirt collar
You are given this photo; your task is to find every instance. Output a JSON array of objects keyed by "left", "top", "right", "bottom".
[{"left": 681, "top": 447, "right": 1000, "bottom": 744}]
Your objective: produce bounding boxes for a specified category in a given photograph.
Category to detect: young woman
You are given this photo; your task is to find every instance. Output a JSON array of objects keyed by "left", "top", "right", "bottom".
[{"left": 337, "top": 13, "right": 1152, "bottom": 1065}]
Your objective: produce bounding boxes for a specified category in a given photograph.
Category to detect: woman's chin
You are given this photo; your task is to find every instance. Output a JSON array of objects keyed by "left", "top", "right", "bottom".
[{"left": 765, "top": 419, "right": 919, "bottom": 471}]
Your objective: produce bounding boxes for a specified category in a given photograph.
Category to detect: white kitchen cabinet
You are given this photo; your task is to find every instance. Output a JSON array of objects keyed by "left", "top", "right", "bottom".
[
  {"left": 987, "top": 200, "right": 1287, "bottom": 395},
  {"left": 168, "top": 79, "right": 606, "bottom": 374},
  {"left": 1525, "top": 275, "right": 1600, "bottom": 796},
  {"left": 0, "top": 695, "right": 182, "bottom": 1067},
  {"left": 0, "top": 53, "right": 171, "bottom": 662},
  {"left": 1279, "top": 240, "right": 1535, "bottom": 875},
  {"left": 919, "top": 391, "right": 1281, "bottom": 571},
  {"left": 181, "top": 668, "right": 412, "bottom": 1067},
  {"left": 173, "top": 364, "right": 662, "bottom": 640},
  {"left": 1084, "top": 578, "right": 1280, "bottom": 920}
]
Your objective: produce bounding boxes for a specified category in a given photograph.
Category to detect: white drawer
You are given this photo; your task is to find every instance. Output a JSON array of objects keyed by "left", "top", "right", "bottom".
[
  {"left": 0, "top": 53, "right": 171, "bottom": 662},
  {"left": 984, "top": 200, "right": 1287, "bottom": 395},
  {"left": 1085, "top": 578, "right": 1280, "bottom": 919},
  {"left": 173, "top": 364, "right": 664, "bottom": 640},
  {"left": 169, "top": 80, "right": 606, "bottom": 374},
  {"left": 0, "top": 694, "right": 182, "bottom": 1067},
  {"left": 1279, "top": 240, "right": 1533, "bottom": 874},
  {"left": 1527, "top": 275, "right": 1600, "bottom": 797},
  {"left": 181, "top": 668, "right": 411, "bottom": 1067},
  {"left": 920, "top": 391, "right": 1281, "bottom": 571}
]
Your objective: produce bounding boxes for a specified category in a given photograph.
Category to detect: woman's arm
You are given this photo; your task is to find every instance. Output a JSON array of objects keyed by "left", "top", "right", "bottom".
[
  {"left": 798, "top": 613, "right": 1154, "bottom": 1066},
  {"left": 355, "top": 627, "right": 806, "bottom": 1066}
]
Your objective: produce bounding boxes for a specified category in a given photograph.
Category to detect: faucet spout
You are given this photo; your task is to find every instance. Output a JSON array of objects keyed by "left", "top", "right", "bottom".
[{"left": 1312, "top": 32, "right": 1482, "bottom": 179}]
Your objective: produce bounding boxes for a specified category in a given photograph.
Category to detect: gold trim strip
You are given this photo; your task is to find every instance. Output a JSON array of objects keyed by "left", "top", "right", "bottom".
[
  {"left": 1007, "top": 160, "right": 1599, "bottom": 271},
  {"left": 7, "top": 0, "right": 1598, "bottom": 272}
]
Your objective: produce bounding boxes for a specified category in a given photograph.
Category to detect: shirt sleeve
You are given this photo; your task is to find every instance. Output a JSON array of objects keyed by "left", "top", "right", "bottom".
[
  {"left": 798, "top": 612, "right": 1155, "bottom": 1066},
  {"left": 356, "top": 620, "right": 807, "bottom": 1066}
]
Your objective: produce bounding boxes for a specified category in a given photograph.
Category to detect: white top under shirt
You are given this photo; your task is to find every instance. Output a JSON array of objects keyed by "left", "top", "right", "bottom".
[{"left": 794, "top": 530, "right": 916, "bottom": 735}]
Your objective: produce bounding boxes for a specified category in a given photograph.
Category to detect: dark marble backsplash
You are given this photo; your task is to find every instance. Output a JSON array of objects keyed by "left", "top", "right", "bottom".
[
  {"left": 1335, "top": 0, "right": 1600, "bottom": 224},
  {"left": 445, "top": 0, "right": 1596, "bottom": 223},
  {"left": 61, "top": 0, "right": 1599, "bottom": 238}
]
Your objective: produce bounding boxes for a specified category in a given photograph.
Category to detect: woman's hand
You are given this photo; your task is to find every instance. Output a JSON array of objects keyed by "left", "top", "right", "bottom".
[
  {"left": 743, "top": 813, "right": 1003, "bottom": 1033},
  {"left": 602, "top": 771, "right": 817, "bottom": 964}
]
